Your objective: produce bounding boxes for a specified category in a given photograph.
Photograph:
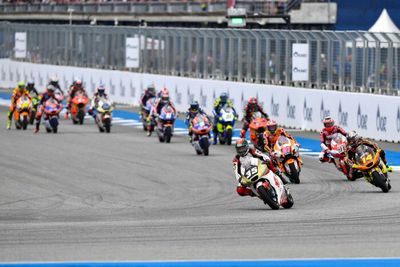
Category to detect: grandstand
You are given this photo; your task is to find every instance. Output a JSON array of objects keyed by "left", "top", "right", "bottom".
[{"left": 0, "top": 0, "right": 335, "bottom": 29}]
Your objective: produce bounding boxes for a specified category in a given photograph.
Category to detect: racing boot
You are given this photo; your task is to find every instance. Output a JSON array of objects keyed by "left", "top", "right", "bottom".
[
  {"left": 6, "top": 119, "right": 11, "bottom": 130},
  {"left": 236, "top": 186, "right": 255, "bottom": 197},
  {"left": 386, "top": 164, "right": 393, "bottom": 172}
]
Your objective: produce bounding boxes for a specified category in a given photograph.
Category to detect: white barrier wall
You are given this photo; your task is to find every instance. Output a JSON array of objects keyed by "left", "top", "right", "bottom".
[{"left": 1, "top": 59, "right": 400, "bottom": 142}]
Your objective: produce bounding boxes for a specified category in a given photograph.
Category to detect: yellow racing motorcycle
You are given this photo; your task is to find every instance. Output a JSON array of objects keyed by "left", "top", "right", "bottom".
[{"left": 352, "top": 145, "right": 391, "bottom": 193}]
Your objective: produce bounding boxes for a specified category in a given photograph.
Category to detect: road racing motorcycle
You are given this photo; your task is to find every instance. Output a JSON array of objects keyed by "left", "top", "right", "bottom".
[
  {"left": 352, "top": 145, "right": 391, "bottom": 193},
  {"left": 249, "top": 111, "right": 269, "bottom": 149},
  {"left": 95, "top": 98, "right": 113, "bottom": 133},
  {"left": 273, "top": 135, "right": 302, "bottom": 184},
  {"left": 43, "top": 97, "right": 63, "bottom": 133},
  {"left": 216, "top": 104, "right": 236, "bottom": 145},
  {"left": 191, "top": 113, "right": 212, "bottom": 156},
  {"left": 240, "top": 157, "right": 294, "bottom": 210},
  {"left": 157, "top": 104, "right": 176, "bottom": 143},
  {"left": 14, "top": 95, "right": 32, "bottom": 130},
  {"left": 70, "top": 90, "right": 89, "bottom": 125},
  {"left": 142, "top": 97, "right": 156, "bottom": 134}
]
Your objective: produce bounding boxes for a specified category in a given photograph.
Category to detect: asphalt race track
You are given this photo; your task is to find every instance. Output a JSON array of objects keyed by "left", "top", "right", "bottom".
[{"left": 1, "top": 106, "right": 400, "bottom": 262}]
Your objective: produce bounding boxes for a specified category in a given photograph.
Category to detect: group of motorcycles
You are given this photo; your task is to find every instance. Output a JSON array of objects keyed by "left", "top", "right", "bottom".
[
  {"left": 13, "top": 89, "right": 114, "bottom": 134},
  {"left": 140, "top": 101, "right": 237, "bottom": 157}
]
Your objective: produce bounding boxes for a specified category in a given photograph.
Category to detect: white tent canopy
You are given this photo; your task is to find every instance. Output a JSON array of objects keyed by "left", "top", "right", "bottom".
[{"left": 369, "top": 8, "right": 400, "bottom": 33}]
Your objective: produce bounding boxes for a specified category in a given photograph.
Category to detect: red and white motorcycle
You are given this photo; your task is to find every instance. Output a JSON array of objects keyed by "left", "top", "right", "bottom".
[{"left": 240, "top": 157, "right": 294, "bottom": 210}]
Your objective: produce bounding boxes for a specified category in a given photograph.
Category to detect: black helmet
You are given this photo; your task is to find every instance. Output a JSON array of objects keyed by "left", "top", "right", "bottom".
[
  {"left": 190, "top": 101, "right": 199, "bottom": 114},
  {"left": 220, "top": 92, "right": 228, "bottom": 104},
  {"left": 147, "top": 84, "right": 156, "bottom": 96},
  {"left": 235, "top": 138, "right": 249, "bottom": 156},
  {"left": 27, "top": 81, "right": 35, "bottom": 88}
]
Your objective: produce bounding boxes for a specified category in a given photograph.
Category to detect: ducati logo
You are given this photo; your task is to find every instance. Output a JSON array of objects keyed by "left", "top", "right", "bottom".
[
  {"left": 109, "top": 79, "right": 115, "bottom": 95},
  {"left": 130, "top": 80, "right": 136, "bottom": 98},
  {"left": 186, "top": 86, "right": 194, "bottom": 105},
  {"left": 200, "top": 87, "right": 207, "bottom": 107}
]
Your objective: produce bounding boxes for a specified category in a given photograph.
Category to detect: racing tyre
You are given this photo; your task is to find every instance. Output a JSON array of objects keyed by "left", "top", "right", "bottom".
[
  {"left": 30, "top": 111, "right": 36, "bottom": 125},
  {"left": 22, "top": 116, "right": 28, "bottom": 130},
  {"left": 53, "top": 125, "right": 58, "bottom": 134},
  {"left": 165, "top": 127, "right": 171, "bottom": 143},
  {"left": 226, "top": 130, "right": 232, "bottom": 145},
  {"left": 104, "top": 118, "right": 111, "bottom": 133},
  {"left": 282, "top": 189, "right": 294, "bottom": 209},
  {"left": 78, "top": 110, "right": 84, "bottom": 125},
  {"left": 372, "top": 171, "right": 389, "bottom": 193},
  {"left": 289, "top": 162, "right": 300, "bottom": 184},
  {"left": 257, "top": 185, "right": 279, "bottom": 210},
  {"left": 46, "top": 128, "right": 52, "bottom": 133}
]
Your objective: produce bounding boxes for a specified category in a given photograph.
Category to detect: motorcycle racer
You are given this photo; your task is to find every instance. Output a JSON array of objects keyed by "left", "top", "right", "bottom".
[
  {"left": 140, "top": 84, "right": 156, "bottom": 109},
  {"left": 346, "top": 131, "right": 392, "bottom": 172},
  {"left": 233, "top": 139, "right": 286, "bottom": 197},
  {"left": 319, "top": 116, "right": 347, "bottom": 163},
  {"left": 35, "top": 84, "right": 60, "bottom": 133},
  {"left": 48, "top": 76, "right": 64, "bottom": 95},
  {"left": 27, "top": 81, "right": 39, "bottom": 96},
  {"left": 212, "top": 92, "right": 237, "bottom": 145},
  {"left": 240, "top": 97, "right": 269, "bottom": 138},
  {"left": 88, "top": 84, "right": 109, "bottom": 118},
  {"left": 264, "top": 120, "right": 298, "bottom": 150},
  {"left": 153, "top": 88, "right": 176, "bottom": 116},
  {"left": 185, "top": 101, "right": 211, "bottom": 143},
  {"left": 7, "top": 81, "right": 31, "bottom": 130},
  {"left": 66, "top": 79, "right": 86, "bottom": 118}
]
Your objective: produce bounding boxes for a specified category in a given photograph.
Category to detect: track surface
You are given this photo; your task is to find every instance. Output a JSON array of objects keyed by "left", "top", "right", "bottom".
[{"left": 0, "top": 106, "right": 400, "bottom": 262}]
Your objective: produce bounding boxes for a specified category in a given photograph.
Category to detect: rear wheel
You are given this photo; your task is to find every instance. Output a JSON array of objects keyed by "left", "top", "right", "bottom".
[
  {"left": 165, "top": 127, "right": 172, "bottom": 143},
  {"left": 289, "top": 162, "right": 300, "bottom": 184},
  {"left": 257, "top": 185, "right": 279, "bottom": 210},
  {"left": 372, "top": 171, "right": 389, "bottom": 193},
  {"left": 104, "top": 118, "right": 111, "bottom": 133}
]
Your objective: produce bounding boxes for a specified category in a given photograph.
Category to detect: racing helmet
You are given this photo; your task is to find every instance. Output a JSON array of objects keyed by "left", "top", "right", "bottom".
[
  {"left": 267, "top": 120, "right": 278, "bottom": 134},
  {"left": 323, "top": 116, "right": 335, "bottom": 131},
  {"left": 189, "top": 101, "right": 200, "bottom": 115},
  {"left": 235, "top": 138, "right": 249, "bottom": 157},
  {"left": 160, "top": 87, "right": 169, "bottom": 101},
  {"left": 248, "top": 97, "right": 258, "bottom": 112},
  {"left": 220, "top": 92, "right": 228, "bottom": 104},
  {"left": 18, "top": 81, "right": 26, "bottom": 91},
  {"left": 27, "top": 81, "right": 35, "bottom": 89},
  {"left": 46, "top": 84, "right": 55, "bottom": 95},
  {"left": 50, "top": 76, "right": 59, "bottom": 85},
  {"left": 97, "top": 84, "right": 106, "bottom": 96},
  {"left": 147, "top": 84, "right": 156, "bottom": 96},
  {"left": 347, "top": 131, "right": 359, "bottom": 146},
  {"left": 75, "top": 79, "right": 83, "bottom": 88}
]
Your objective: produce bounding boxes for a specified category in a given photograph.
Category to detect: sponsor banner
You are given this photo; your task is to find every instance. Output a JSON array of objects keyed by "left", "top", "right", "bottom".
[
  {"left": 126, "top": 37, "right": 140, "bottom": 68},
  {"left": 0, "top": 59, "right": 399, "bottom": 142},
  {"left": 14, "top": 32, "right": 27, "bottom": 58},
  {"left": 292, "top": 43, "right": 309, "bottom": 81}
]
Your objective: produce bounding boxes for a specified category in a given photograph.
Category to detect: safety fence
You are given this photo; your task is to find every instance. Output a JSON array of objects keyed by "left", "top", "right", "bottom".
[{"left": 1, "top": 22, "right": 400, "bottom": 95}]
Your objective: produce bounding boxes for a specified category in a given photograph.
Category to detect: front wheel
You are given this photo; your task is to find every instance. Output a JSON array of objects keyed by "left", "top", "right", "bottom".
[
  {"left": 282, "top": 188, "right": 294, "bottom": 209},
  {"left": 257, "top": 184, "right": 279, "bottom": 210},
  {"left": 30, "top": 111, "right": 36, "bottom": 125},
  {"left": 78, "top": 110, "right": 84, "bottom": 125},
  {"left": 372, "top": 171, "right": 389, "bottom": 193},
  {"left": 104, "top": 118, "right": 111, "bottom": 133},
  {"left": 288, "top": 162, "right": 300, "bottom": 184},
  {"left": 226, "top": 129, "right": 233, "bottom": 145},
  {"left": 200, "top": 137, "right": 209, "bottom": 156},
  {"left": 53, "top": 124, "right": 58, "bottom": 133},
  {"left": 165, "top": 127, "right": 172, "bottom": 143},
  {"left": 22, "top": 116, "right": 28, "bottom": 130}
]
